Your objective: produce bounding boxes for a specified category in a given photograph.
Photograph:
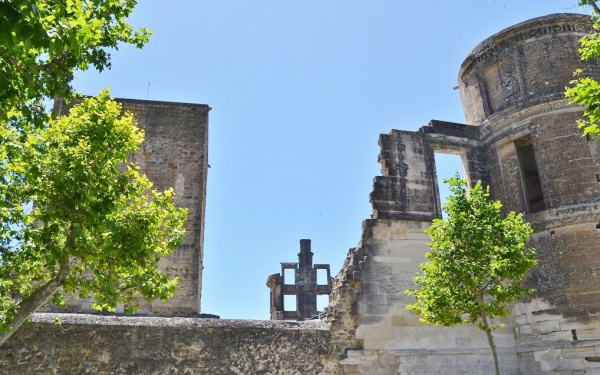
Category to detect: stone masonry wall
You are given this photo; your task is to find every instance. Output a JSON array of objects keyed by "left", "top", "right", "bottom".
[
  {"left": 327, "top": 14, "right": 600, "bottom": 374},
  {"left": 50, "top": 98, "right": 210, "bottom": 316},
  {"left": 328, "top": 124, "right": 520, "bottom": 374},
  {"left": 0, "top": 313, "right": 330, "bottom": 375},
  {"left": 335, "top": 218, "right": 520, "bottom": 375}
]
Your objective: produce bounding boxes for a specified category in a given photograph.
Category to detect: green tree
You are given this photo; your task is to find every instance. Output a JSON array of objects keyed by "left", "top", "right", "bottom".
[
  {"left": 566, "top": 0, "right": 600, "bottom": 138},
  {"left": 0, "top": 0, "right": 151, "bottom": 126},
  {"left": 405, "top": 177, "right": 536, "bottom": 375},
  {"left": 0, "top": 1, "right": 187, "bottom": 346}
]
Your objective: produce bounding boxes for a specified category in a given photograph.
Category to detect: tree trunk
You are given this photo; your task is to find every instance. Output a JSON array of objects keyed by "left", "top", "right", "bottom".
[
  {"left": 484, "top": 322, "right": 500, "bottom": 375},
  {"left": 0, "top": 260, "right": 71, "bottom": 347},
  {"left": 590, "top": 1, "right": 600, "bottom": 15},
  {"left": 0, "top": 226, "right": 76, "bottom": 347},
  {"left": 479, "top": 302, "right": 500, "bottom": 375}
]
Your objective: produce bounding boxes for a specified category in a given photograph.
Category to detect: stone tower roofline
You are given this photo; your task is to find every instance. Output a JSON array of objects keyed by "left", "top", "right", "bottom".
[
  {"left": 460, "top": 13, "right": 593, "bottom": 78},
  {"left": 109, "top": 97, "right": 211, "bottom": 111},
  {"left": 54, "top": 96, "right": 211, "bottom": 111},
  {"left": 458, "top": 13, "right": 598, "bottom": 126}
]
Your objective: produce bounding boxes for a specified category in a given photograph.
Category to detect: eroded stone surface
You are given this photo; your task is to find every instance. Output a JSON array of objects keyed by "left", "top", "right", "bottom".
[{"left": 1, "top": 314, "right": 330, "bottom": 375}]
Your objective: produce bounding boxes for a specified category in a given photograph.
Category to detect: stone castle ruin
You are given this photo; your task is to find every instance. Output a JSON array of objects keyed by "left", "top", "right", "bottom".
[
  {"left": 267, "top": 239, "right": 333, "bottom": 321},
  {"left": 2, "top": 13, "right": 600, "bottom": 375}
]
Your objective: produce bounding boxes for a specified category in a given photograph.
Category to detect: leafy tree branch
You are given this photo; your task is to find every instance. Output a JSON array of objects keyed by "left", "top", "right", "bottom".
[
  {"left": 0, "top": 1, "right": 185, "bottom": 347},
  {"left": 566, "top": 1, "right": 600, "bottom": 138}
]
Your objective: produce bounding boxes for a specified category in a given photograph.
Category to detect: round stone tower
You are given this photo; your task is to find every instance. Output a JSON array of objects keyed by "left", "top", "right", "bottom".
[
  {"left": 459, "top": 13, "right": 597, "bottom": 126},
  {"left": 459, "top": 13, "right": 600, "bottom": 372}
]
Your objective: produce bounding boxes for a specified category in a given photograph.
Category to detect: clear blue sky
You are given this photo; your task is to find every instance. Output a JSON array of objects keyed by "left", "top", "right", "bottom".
[{"left": 74, "top": 0, "right": 589, "bottom": 319}]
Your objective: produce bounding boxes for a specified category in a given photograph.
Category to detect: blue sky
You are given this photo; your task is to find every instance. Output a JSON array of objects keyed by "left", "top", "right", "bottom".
[{"left": 74, "top": 0, "right": 589, "bottom": 319}]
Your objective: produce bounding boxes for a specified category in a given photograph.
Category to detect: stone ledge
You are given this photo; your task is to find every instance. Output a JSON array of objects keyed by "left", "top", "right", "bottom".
[{"left": 29, "top": 312, "right": 330, "bottom": 331}]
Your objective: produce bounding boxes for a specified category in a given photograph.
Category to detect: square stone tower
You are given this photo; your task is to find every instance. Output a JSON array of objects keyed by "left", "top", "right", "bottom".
[{"left": 51, "top": 98, "right": 210, "bottom": 316}]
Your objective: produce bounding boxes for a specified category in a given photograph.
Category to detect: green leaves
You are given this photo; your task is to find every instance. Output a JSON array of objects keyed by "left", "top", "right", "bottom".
[
  {"left": 0, "top": 0, "right": 151, "bottom": 127},
  {"left": 566, "top": 4, "right": 600, "bottom": 139},
  {"left": 0, "top": 1, "right": 176, "bottom": 346},
  {"left": 406, "top": 176, "right": 536, "bottom": 330},
  {"left": 0, "top": 92, "right": 187, "bottom": 336}
]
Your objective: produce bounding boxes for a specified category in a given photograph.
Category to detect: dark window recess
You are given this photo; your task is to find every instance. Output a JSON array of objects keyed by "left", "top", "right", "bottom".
[
  {"left": 572, "top": 329, "right": 578, "bottom": 341},
  {"left": 550, "top": 230, "right": 555, "bottom": 236},
  {"left": 596, "top": 222, "right": 600, "bottom": 230},
  {"left": 515, "top": 136, "right": 546, "bottom": 213},
  {"left": 585, "top": 357, "right": 600, "bottom": 362},
  {"left": 596, "top": 173, "right": 600, "bottom": 182}
]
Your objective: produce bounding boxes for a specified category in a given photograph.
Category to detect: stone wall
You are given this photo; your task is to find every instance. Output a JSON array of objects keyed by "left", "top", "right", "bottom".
[
  {"left": 51, "top": 98, "right": 210, "bottom": 316},
  {"left": 326, "top": 13, "right": 600, "bottom": 375},
  {"left": 9, "top": 13, "right": 600, "bottom": 375},
  {"left": 0, "top": 313, "right": 330, "bottom": 375},
  {"left": 329, "top": 129, "right": 520, "bottom": 375}
]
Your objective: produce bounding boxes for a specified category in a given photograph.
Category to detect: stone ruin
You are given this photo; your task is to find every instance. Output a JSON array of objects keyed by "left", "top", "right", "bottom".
[
  {"left": 267, "top": 239, "right": 333, "bottom": 321},
  {"left": 2, "top": 12, "right": 600, "bottom": 375}
]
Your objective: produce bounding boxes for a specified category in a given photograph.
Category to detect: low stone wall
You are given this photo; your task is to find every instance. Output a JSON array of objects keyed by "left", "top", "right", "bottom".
[{"left": 0, "top": 313, "right": 331, "bottom": 375}]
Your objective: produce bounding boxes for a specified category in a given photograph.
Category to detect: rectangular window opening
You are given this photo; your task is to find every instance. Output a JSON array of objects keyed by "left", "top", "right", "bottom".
[
  {"left": 515, "top": 135, "right": 545, "bottom": 214},
  {"left": 596, "top": 173, "right": 600, "bottom": 182},
  {"left": 317, "top": 294, "right": 329, "bottom": 312},
  {"left": 283, "top": 268, "right": 295, "bottom": 286},
  {"left": 284, "top": 294, "right": 297, "bottom": 313},
  {"left": 434, "top": 152, "right": 467, "bottom": 218},
  {"left": 317, "top": 268, "right": 329, "bottom": 286}
]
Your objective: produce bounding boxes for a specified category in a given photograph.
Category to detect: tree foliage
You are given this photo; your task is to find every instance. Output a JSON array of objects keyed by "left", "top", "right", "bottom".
[
  {"left": 566, "top": 0, "right": 600, "bottom": 138},
  {"left": 0, "top": 0, "right": 151, "bottom": 127},
  {"left": 0, "top": 1, "right": 186, "bottom": 347},
  {"left": 406, "top": 177, "right": 536, "bottom": 375}
]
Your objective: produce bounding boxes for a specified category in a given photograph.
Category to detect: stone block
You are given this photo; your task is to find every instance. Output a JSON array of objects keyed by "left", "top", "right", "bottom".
[
  {"left": 562, "top": 346, "right": 596, "bottom": 358},
  {"left": 518, "top": 302, "right": 530, "bottom": 314},
  {"left": 356, "top": 325, "right": 397, "bottom": 340},
  {"left": 531, "top": 310, "right": 562, "bottom": 323},
  {"left": 515, "top": 314, "right": 527, "bottom": 325},
  {"left": 575, "top": 327, "right": 600, "bottom": 341},
  {"left": 404, "top": 315, "right": 423, "bottom": 326},
  {"left": 455, "top": 336, "right": 488, "bottom": 349},
  {"left": 584, "top": 359, "right": 600, "bottom": 370},
  {"left": 340, "top": 356, "right": 361, "bottom": 365},
  {"left": 387, "top": 239, "right": 411, "bottom": 250},
  {"left": 419, "top": 334, "right": 458, "bottom": 350},
  {"left": 534, "top": 349, "right": 562, "bottom": 372},
  {"left": 556, "top": 358, "right": 586, "bottom": 371},
  {"left": 560, "top": 318, "right": 599, "bottom": 331},
  {"left": 359, "top": 315, "right": 385, "bottom": 325},
  {"left": 390, "top": 315, "right": 407, "bottom": 327},
  {"left": 518, "top": 324, "right": 533, "bottom": 335},
  {"left": 531, "top": 320, "right": 560, "bottom": 334},
  {"left": 493, "top": 333, "right": 518, "bottom": 348},
  {"left": 389, "top": 227, "right": 409, "bottom": 239},
  {"left": 530, "top": 299, "right": 554, "bottom": 312},
  {"left": 341, "top": 364, "right": 359, "bottom": 374},
  {"left": 539, "top": 330, "right": 573, "bottom": 343},
  {"left": 363, "top": 336, "right": 411, "bottom": 350},
  {"left": 372, "top": 255, "right": 411, "bottom": 264},
  {"left": 513, "top": 304, "right": 521, "bottom": 316},
  {"left": 407, "top": 231, "right": 430, "bottom": 241},
  {"left": 371, "top": 226, "right": 392, "bottom": 240}
]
